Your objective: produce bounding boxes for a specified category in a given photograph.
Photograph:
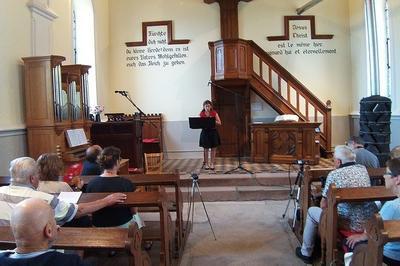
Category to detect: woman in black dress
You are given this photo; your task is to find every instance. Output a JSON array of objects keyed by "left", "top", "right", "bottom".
[{"left": 199, "top": 100, "right": 222, "bottom": 170}]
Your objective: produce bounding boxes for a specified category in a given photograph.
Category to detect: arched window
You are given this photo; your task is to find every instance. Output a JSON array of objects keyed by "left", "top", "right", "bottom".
[
  {"left": 365, "top": 0, "right": 391, "bottom": 97},
  {"left": 72, "top": 0, "right": 97, "bottom": 107}
]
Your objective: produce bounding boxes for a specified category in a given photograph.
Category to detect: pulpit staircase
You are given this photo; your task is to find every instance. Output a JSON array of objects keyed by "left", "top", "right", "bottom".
[{"left": 209, "top": 39, "right": 332, "bottom": 155}]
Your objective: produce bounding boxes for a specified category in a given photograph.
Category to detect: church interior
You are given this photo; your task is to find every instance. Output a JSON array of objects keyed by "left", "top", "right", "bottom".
[{"left": 0, "top": 0, "right": 399, "bottom": 265}]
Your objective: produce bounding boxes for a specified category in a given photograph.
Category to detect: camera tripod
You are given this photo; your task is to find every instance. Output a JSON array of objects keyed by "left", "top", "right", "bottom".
[
  {"left": 282, "top": 162, "right": 305, "bottom": 230},
  {"left": 185, "top": 173, "right": 217, "bottom": 240}
]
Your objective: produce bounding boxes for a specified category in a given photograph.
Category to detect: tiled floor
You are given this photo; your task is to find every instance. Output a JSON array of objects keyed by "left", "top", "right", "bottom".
[{"left": 163, "top": 157, "right": 334, "bottom": 175}]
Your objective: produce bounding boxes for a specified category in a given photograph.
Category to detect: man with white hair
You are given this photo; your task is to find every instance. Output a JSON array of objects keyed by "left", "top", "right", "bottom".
[
  {"left": 0, "top": 157, "right": 127, "bottom": 225},
  {"left": 0, "top": 198, "right": 86, "bottom": 265},
  {"left": 295, "top": 145, "right": 378, "bottom": 264}
]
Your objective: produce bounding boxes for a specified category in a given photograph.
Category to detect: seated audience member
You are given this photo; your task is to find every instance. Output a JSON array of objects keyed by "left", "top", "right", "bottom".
[
  {"left": 0, "top": 198, "right": 87, "bottom": 266},
  {"left": 86, "top": 146, "right": 143, "bottom": 228},
  {"left": 0, "top": 157, "right": 127, "bottom": 226},
  {"left": 390, "top": 145, "right": 400, "bottom": 159},
  {"left": 81, "top": 145, "right": 102, "bottom": 176},
  {"left": 295, "top": 145, "right": 378, "bottom": 264},
  {"left": 37, "top": 153, "right": 75, "bottom": 193},
  {"left": 346, "top": 158, "right": 400, "bottom": 265},
  {"left": 346, "top": 136, "right": 380, "bottom": 168}
]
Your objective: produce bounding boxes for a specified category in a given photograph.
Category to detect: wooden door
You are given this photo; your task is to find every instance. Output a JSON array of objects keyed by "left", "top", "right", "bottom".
[{"left": 212, "top": 84, "right": 250, "bottom": 157}]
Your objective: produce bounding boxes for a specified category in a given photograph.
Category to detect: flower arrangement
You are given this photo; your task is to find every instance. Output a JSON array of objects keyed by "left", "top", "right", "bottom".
[
  {"left": 91, "top": 105, "right": 105, "bottom": 115},
  {"left": 90, "top": 105, "right": 104, "bottom": 122}
]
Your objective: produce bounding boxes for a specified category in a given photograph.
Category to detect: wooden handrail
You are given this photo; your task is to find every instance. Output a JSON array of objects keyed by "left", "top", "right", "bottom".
[
  {"left": 247, "top": 40, "right": 332, "bottom": 153},
  {"left": 208, "top": 38, "right": 332, "bottom": 154}
]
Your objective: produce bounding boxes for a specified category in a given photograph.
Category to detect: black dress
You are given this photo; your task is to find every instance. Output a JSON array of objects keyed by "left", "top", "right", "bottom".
[{"left": 199, "top": 110, "right": 221, "bottom": 149}]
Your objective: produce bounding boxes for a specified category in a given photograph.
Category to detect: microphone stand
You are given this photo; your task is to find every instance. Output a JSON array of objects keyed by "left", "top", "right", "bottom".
[
  {"left": 208, "top": 81, "right": 253, "bottom": 174},
  {"left": 116, "top": 91, "right": 159, "bottom": 132}
]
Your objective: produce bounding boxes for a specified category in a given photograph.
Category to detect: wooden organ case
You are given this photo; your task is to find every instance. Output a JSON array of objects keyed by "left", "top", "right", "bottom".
[{"left": 22, "top": 56, "right": 92, "bottom": 162}]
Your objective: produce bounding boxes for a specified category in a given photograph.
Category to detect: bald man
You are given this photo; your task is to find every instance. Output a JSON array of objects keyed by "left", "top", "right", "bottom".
[
  {"left": 0, "top": 198, "right": 86, "bottom": 265},
  {"left": 81, "top": 145, "right": 103, "bottom": 176}
]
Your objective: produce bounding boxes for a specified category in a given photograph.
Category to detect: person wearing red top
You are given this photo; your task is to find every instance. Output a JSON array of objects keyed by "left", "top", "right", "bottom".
[{"left": 199, "top": 100, "right": 222, "bottom": 170}]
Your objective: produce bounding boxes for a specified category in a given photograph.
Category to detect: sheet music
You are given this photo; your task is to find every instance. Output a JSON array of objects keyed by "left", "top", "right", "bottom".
[
  {"left": 58, "top": 191, "right": 82, "bottom": 204},
  {"left": 65, "top": 128, "right": 88, "bottom": 147}
]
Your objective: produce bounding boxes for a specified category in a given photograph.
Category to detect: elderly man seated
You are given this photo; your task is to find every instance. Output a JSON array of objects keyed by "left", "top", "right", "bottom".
[
  {"left": 346, "top": 136, "right": 379, "bottom": 168},
  {"left": 0, "top": 198, "right": 87, "bottom": 265},
  {"left": 295, "top": 145, "right": 378, "bottom": 264},
  {"left": 0, "top": 157, "right": 126, "bottom": 225}
]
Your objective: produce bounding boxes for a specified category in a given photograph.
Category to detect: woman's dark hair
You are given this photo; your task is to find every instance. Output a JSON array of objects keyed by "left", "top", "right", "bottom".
[
  {"left": 386, "top": 158, "right": 400, "bottom": 177},
  {"left": 37, "top": 153, "right": 64, "bottom": 181},
  {"left": 99, "top": 146, "right": 121, "bottom": 170},
  {"left": 201, "top": 100, "right": 213, "bottom": 112}
]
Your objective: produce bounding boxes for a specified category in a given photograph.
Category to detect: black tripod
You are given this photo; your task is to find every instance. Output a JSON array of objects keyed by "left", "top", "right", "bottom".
[
  {"left": 185, "top": 173, "right": 217, "bottom": 240},
  {"left": 207, "top": 81, "right": 252, "bottom": 174},
  {"left": 282, "top": 161, "right": 305, "bottom": 230}
]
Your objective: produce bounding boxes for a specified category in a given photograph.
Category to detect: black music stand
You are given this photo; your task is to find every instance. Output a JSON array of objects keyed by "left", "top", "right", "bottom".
[{"left": 189, "top": 117, "right": 216, "bottom": 129}]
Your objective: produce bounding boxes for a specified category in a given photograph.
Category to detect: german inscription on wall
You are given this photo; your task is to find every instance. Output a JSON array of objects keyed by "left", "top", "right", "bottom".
[
  {"left": 267, "top": 18, "right": 336, "bottom": 56},
  {"left": 125, "top": 26, "right": 189, "bottom": 68}
]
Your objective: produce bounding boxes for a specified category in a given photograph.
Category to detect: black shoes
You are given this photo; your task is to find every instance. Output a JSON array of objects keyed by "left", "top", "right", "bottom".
[{"left": 295, "top": 247, "right": 313, "bottom": 264}]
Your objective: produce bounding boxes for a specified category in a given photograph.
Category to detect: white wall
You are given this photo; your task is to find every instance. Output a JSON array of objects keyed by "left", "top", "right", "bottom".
[
  {"left": 105, "top": 0, "right": 220, "bottom": 121},
  {"left": 240, "top": 0, "right": 352, "bottom": 116},
  {"left": 92, "top": 0, "right": 110, "bottom": 109},
  {"left": 0, "top": 1, "right": 31, "bottom": 130}
]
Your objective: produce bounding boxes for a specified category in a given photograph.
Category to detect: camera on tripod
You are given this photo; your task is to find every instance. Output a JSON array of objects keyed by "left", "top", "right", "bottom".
[
  {"left": 295, "top": 159, "right": 307, "bottom": 165},
  {"left": 191, "top": 173, "right": 199, "bottom": 180}
]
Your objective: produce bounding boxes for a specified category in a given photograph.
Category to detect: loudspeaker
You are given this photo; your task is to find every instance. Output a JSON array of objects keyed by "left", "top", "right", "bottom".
[{"left": 359, "top": 95, "right": 391, "bottom": 167}]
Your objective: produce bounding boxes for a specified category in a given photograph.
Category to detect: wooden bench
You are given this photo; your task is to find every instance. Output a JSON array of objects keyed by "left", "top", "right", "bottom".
[
  {"left": 351, "top": 213, "right": 400, "bottom": 266},
  {"left": 0, "top": 223, "right": 151, "bottom": 266},
  {"left": 79, "top": 191, "right": 171, "bottom": 266},
  {"left": 325, "top": 185, "right": 396, "bottom": 265},
  {"left": 79, "top": 173, "right": 185, "bottom": 257},
  {"left": 300, "top": 167, "right": 386, "bottom": 237}
]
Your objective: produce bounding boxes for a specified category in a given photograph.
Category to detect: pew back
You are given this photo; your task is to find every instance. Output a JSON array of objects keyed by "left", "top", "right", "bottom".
[
  {"left": 326, "top": 185, "right": 396, "bottom": 265},
  {"left": 0, "top": 223, "right": 151, "bottom": 266}
]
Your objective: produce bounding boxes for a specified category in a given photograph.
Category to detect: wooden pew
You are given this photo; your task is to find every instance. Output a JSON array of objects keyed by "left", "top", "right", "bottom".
[
  {"left": 79, "top": 173, "right": 185, "bottom": 257},
  {"left": 80, "top": 191, "right": 171, "bottom": 266},
  {"left": 300, "top": 167, "right": 332, "bottom": 234},
  {"left": 0, "top": 223, "right": 151, "bottom": 266},
  {"left": 325, "top": 185, "right": 396, "bottom": 265},
  {"left": 300, "top": 167, "right": 386, "bottom": 236},
  {"left": 351, "top": 213, "right": 400, "bottom": 266}
]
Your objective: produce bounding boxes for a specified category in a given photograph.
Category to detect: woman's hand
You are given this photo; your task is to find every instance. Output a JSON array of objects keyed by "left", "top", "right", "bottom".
[{"left": 346, "top": 233, "right": 368, "bottom": 249}]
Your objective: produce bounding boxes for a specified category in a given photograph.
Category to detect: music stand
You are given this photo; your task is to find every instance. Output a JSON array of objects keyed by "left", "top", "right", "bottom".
[{"left": 189, "top": 117, "right": 216, "bottom": 129}]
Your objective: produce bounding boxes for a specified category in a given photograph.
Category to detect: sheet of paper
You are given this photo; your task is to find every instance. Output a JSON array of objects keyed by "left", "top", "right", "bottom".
[{"left": 58, "top": 191, "right": 82, "bottom": 204}]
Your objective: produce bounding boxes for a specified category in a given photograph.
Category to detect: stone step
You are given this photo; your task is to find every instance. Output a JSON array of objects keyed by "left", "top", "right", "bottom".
[
  {"left": 166, "top": 185, "right": 291, "bottom": 202},
  {"left": 179, "top": 172, "right": 298, "bottom": 187}
]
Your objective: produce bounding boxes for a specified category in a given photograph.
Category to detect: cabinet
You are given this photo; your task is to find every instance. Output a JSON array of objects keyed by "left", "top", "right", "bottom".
[
  {"left": 22, "top": 56, "right": 92, "bottom": 161},
  {"left": 250, "top": 122, "right": 321, "bottom": 165},
  {"left": 91, "top": 121, "right": 143, "bottom": 169}
]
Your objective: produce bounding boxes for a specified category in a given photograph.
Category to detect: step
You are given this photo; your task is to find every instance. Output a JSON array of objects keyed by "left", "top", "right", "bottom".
[
  {"left": 179, "top": 172, "right": 297, "bottom": 187},
  {"left": 166, "top": 185, "right": 291, "bottom": 202}
]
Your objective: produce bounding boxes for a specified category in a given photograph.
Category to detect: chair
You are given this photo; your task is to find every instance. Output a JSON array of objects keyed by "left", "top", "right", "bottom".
[
  {"left": 144, "top": 153, "right": 163, "bottom": 174},
  {"left": 144, "top": 153, "right": 164, "bottom": 192}
]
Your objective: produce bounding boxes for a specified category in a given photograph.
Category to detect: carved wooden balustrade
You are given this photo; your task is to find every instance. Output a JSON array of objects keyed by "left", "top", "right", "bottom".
[{"left": 209, "top": 39, "right": 332, "bottom": 155}]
